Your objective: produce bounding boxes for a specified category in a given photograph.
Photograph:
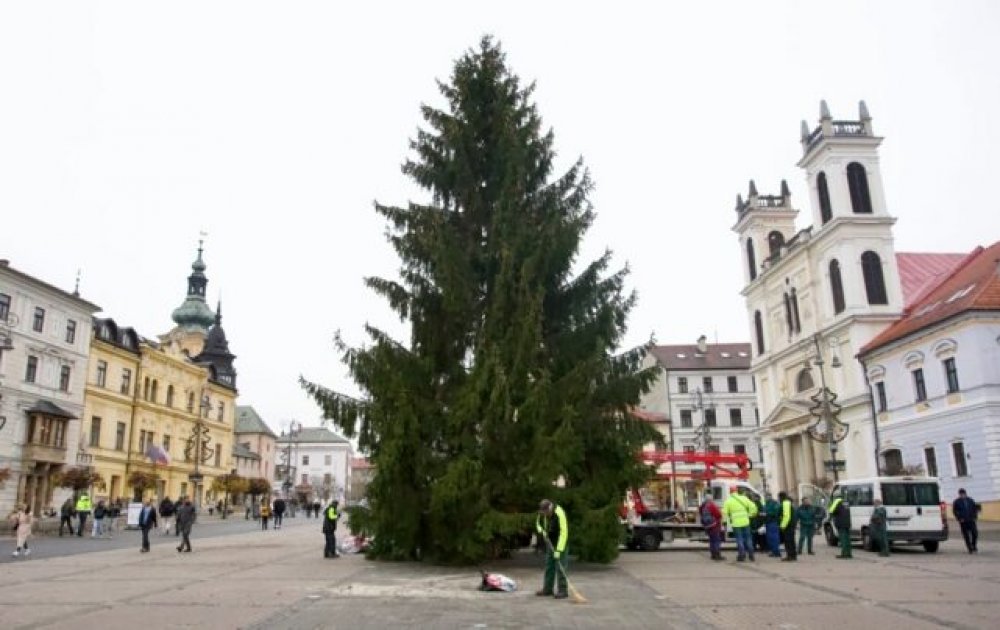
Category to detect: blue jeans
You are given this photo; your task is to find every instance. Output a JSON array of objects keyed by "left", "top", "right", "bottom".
[
  {"left": 765, "top": 522, "right": 781, "bottom": 555},
  {"left": 733, "top": 526, "right": 753, "bottom": 558}
]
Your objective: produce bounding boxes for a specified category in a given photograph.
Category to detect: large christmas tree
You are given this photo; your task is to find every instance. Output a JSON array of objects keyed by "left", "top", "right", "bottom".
[{"left": 303, "top": 37, "right": 660, "bottom": 563}]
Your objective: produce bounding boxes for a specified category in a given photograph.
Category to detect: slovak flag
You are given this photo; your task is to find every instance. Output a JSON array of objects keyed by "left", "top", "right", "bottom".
[{"left": 146, "top": 444, "right": 171, "bottom": 466}]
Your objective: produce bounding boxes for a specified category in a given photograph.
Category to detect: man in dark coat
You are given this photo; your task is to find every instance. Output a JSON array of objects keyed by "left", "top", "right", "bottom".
[
  {"left": 829, "top": 496, "right": 852, "bottom": 558},
  {"left": 953, "top": 488, "right": 979, "bottom": 553},
  {"left": 322, "top": 500, "right": 340, "bottom": 558},
  {"left": 175, "top": 500, "right": 196, "bottom": 553},
  {"left": 138, "top": 498, "right": 158, "bottom": 553},
  {"left": 273, "top": 498, "right": 287, "bottom": 530}
]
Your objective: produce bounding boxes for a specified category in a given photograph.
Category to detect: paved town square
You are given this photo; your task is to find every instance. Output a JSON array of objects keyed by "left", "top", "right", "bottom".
[{"left": 3, "top": 517, "right": 999, "bottom": 630}]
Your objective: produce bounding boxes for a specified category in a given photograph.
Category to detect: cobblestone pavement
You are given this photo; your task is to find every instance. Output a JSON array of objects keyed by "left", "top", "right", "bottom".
[{"left": 2, "top": 522, "right": 999, "bottom": 629}]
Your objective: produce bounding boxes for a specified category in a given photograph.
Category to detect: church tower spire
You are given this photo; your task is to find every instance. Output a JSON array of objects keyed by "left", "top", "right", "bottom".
[{"left": 170, "top": 239, "right": 216, "bottom": 334}]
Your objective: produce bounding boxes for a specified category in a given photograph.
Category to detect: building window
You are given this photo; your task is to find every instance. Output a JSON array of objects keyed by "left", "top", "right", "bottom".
[
  {"left": 302, "top": 455, "right": 310, "bottom": 466},
  {"left": 65, "top": 319, "right": 77, "bottom": 344},
  {"left": 883, "top": 449, "right": 903, "bottom": 474},
  {"left": 746, "top": 238, "right": 757, "bottom": 281},
  {"left": 847, "top": 162, "right": 873, "bottom": 214},
  {"left": 115, "top": 422, "right": 126, "bottom": 450},
  {"left": 707, "top": 445, "right": 721, "bottom": 454},
  {"left": 187, "top": 392, "right": 195, "bottom": 413},
  {"left": 121, "top": 368, "right": 132, "bottom": 395},
  {"left": 680, "top": 409, "right": 693, "bottom": 428},
  {"left": 796, "top": 369, "right": 815, "bottom": 392},
  {"left": 150, "top": 380, "right": 158, "bottom": 404},
  {"left": 59, "top": 365, "right": 71, "bottom": 391},
  {"left": 733, "top": 444, "right": 747, "bottom": 456},
  {"left": 875, "top": 381, "right": 887, "bottom": 412},
  {"left": 96, "top": 360, "right": 107, "bottom": 387},
  {"left": 754, "top": 310, "right": 765, "bottom": 355},
  {"left": 943, "top": 358, "right": 960, "bottom": 393},
  {"left": 301, "top": 474, "right": 309, "bottom": 485},
  {"left": 89, "top": 417, "right": 101, "bottom": 447},
  {"left": 215, "top": 448, "right": 221, "bottom": 468},
  {"left": 166, "top": 385, "right": 174, "bottom": 407},
  {"left": 790, "top": 288, "right": 801, "bottom": 333},
  {"left": 677, "top": 377, "right": 688, "bottom": 394},
  {"left": 952, "top": 442, "right": 968, "bottom": 477},
  {"left": 217, "top": 401, "right": 225, "bottom": 422},
  {"left": 768, "top": 231, "right": 785, "bottom": 258},
  {"left": 727, "top": 376, "right": 738, "bottom": 393},
  {"left": 729, "top": 408, "right": 742, "bottom": 427},
  {"left": 324, "top": 454, "right": 332, "bottom": 466},
  {"left": 912, "top": 368, "right": 927, "bottom": 402},
  {"left": 924, "top": 446, "right": 938, "bottom": 478},
  {"left": 682, "top": 445, "right": 696, "bottom": 454},
  {"left": 143, "top": 377, "right": 150, "bottom": 401},
  {"left": 33, "top": 307, "right": 45, "bottom": 332},
  {"left": 704, "top": 408, "right": 717, "bottom": 427},
  {"left": 163, "top": 435, "right": 171, "bottom": 454},
  {"left": 0, "top": 293, "right": 9, "bottom": 321},
  {"left": 862, "top": 251, "right": 888, "bottom": 305},
  {"left": 702, "top": 377, "right": 713, "bottom": 393},
  {"left": 25, "top": 355, "right": 38, "bottom": 382},
  {"left": 829, "top": 259, "right": 846, "bottom": 314},
  {"left": 817, "top": 171, "right": 833, "bottom": 223},
  {"left": 323, "top": 473, "right": 332, "bottom": 486}
]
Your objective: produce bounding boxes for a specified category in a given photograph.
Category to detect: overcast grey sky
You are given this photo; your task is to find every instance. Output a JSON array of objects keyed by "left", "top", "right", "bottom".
[{"left": 2, "top": 1, "right": 997, "bottom": 437}]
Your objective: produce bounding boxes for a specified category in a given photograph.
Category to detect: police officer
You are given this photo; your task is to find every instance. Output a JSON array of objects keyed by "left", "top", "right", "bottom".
[
  {"left": 322, "top": 500, "right": 340, "bottom": 558},
  {"left": 870, "top": 498, "right": 889, "bottom": 557},
  {"left": 778, "top": 491, "right": 797, "bottom": 561},
  {"left": 74, "top": 492, "right": 92, "bottom": 537},
  {"left": 828, "top": 496, "right": 852, "bottom": 558},
  {"left": 535, "top": 499, "right": 569, "bottom": 599}
]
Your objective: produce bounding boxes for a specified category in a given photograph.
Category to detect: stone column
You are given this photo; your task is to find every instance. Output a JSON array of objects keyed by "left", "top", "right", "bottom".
[
  {"left": 772, "top": 438, "right": 786, "bottom": 494},
  {"left": 781, "top": 436, "right": 796, "bottom": 494},
  {"left": 801, "top": 434, "right": 817, "bottom": 487}
]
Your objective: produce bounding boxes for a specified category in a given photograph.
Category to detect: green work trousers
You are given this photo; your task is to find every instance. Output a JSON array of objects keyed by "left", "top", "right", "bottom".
[
  {"left": 837, "top": 526, "right": 852, "bottom": 558},
  {"left": 542, "top": 549, "right": 568, "bottom": 595},
  {"left": 872, "top": 527, "right": 889, "bottom": 556},
  {"left": 798, "top": 524, "right": 815, "bottom": 554}
]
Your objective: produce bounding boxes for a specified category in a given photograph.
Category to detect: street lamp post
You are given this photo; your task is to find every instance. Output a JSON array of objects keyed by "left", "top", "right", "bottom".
[
  {"left": 187, "top": 393, "right": 213, "bottom": 511},
  {"left": 805, "top": 334, "right": 849, "bottom": 483},
  {"left": 282, "top": 420, "right": 301, "bottom": 504}
]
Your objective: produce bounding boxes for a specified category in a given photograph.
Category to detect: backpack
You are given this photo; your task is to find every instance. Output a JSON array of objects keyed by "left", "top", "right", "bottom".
[{"left": 700, "top": 503, "right": 715, "bottom": 527}]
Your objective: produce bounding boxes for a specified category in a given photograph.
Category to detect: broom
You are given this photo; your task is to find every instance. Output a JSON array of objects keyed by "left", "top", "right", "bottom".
[{"left": 540, "top": 535, "right": 588, "bottom": 604}]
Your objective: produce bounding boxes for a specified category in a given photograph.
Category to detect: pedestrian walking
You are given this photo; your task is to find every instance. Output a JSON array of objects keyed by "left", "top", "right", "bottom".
[
  {"left": 953, "top": 488, "right": 980, "bottom": 554},
  {"left": 312, "top": 501, "right": 321, "bottom": 519},
  {"left": 74, "top": 491, "right": 92, "bottom": 537},
  {"left": 175, "top": 500, "right": 196, "bottom": 553},
  {"left": 260, "top": 499, "right": 272, "bottom": 530},
  {"left": 106, "top": 500, "right": 121, "bottom": 538},
  {"left": 58, "top": 497, "right": 75, "bottom": 536},
  {"left": 138, "top": 498, "right": 158, "bottom": 552},
  {"left": 273, "top": 498, "right": 286, "bottom": 529},
  {"left": 723, "top": 486, "right": 757, "bottom": 562},
  {"left": 10, "top": 505, "right": 33, "bottom": 557},
  {"left": 870, "top": 498, "right": 890, "bottom": 557},
  {"left": 159, "top": 497, "right": 175, "bottom": 535},
  {"left": 763, "top": 493, "right": 781, "bottom": 557},
  {"left": 829, "top": 496, "right": 852, "bottom": 558},
  {"left": 778, "top": 491, "right": 797, "bottom": 561},
  {"left": 699, "top": 492, "right": 725, "bottom": 561},
  {"left": 796, "top": 497, "right": 817, "bottom": 555},
  {"left": 535, "top": 499, "right": 569, "bottom": 599},
  {"left": 322, "top": 500, "right": 340, "bottom": 558},
  {"left": 92, "top": 500, "right": 107, "bottom": 538}
]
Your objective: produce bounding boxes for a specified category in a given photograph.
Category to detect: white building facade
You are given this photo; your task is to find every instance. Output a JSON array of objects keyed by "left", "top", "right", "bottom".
[
  {"left": 276, "top": 426, "right": 352, "bottom": 503},
  {"left": 859, "top": 241, "right": 1000, "bottom": 519},
  {"left": 0, "top": 260, "right": 99, "bottom": 513}
]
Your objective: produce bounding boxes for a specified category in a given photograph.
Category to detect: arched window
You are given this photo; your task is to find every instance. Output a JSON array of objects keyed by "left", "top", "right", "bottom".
[
  {"left": 817, "top": 171, "right": 833, "bottom": 223},
  {"left": 746, "top": 238, "right": 757, "bottom": 281},
  {"left": 829, "top": 259, "right": 846, "bottom": 314},
  {"left": 150, "top": 380, "right": 158, "bottom": 404},
  {"left": 754, "top": 310, "right": 766, "bottom": 355},
  {"left": 166, "top": 385, "right": 174, "bottom": 407},
  {"left": 768, "top": 231, "right": 785, "bottom": 258},
  {"left": 143, "top": 377, "right": 150, "bottom": 401},
  {"left": 783, "top": 292, "right": 793, "bottom": 333},
  {"left": 796, "top": 369, "right": 815, "bottom": 392},
  {"left": 847, "top": 162, "right": 873, "bottom": 214},
  {"left": 187, "top": 392, "right": 195, "bottom": 413},
  {"left": 862, "top": 251, "right": 888, "bottom": 305}
]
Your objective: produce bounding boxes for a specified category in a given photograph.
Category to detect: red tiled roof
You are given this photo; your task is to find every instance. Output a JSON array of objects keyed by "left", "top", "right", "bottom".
[
  {"left": 649, "top": 343, "right": 752, "bottom": 371},
  {"left": 896, "top": 252, "right": 968, "bottom": 308},
  {"left": 630, "top": 408, "right": 668, "bottom": 423},
  {"left": 863, "top": 242, "right": 1000, "bottom": 355},
  {"left": 351, "top": 457, "right": 373, "bottom": 470}
]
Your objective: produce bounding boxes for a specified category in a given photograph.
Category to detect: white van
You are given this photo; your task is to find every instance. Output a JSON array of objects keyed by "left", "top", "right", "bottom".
[
  {"left": 708, "top": 480, "right": 767, "bottom": 549},
  {"left": 811, "top": 477, "right": 948, "bottom": 553}
]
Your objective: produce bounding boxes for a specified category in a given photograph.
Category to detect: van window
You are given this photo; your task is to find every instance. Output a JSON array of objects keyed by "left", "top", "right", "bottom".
[
  {"left": 881, "top": 482, "right": 939, "bottom": 506},
  {"left": 843, "top": 484, "right": 874, "bottom": 506},
  {"left": 742, "top": 488, "right": 762, "bottom": 504}
]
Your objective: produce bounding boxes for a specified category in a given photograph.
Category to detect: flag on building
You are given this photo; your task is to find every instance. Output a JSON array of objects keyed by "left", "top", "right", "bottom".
[{"left": 146, "top": 443, "right": 170, "bottom": 465}]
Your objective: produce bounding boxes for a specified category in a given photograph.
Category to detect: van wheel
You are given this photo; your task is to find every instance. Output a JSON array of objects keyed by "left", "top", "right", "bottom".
[
  {"left": 922, "top": 541, "right": 939, "bottom": 553},
  {"left": 640, "top": 532, "right": 660, "bottom": 551},
  {"left": 824, "top": 525, "right": 838, "bottom": 547},
  {"left": 861, "top": 529, "right": 873, "bottom": 552}
]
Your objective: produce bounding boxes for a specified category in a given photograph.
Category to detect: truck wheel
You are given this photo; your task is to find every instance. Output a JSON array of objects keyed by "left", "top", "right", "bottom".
[
  {"left": 824, "top": 525, "right": 837, "bottom": 547},
  {"left": 640, "top": 531, "right": 660, "bottom": 551},
  {"left": 922, "top": 541, "right": 939, "bottom": 553}
]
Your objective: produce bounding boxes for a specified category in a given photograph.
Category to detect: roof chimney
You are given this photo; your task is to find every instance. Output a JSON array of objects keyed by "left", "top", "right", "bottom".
[{"left": 697, "top": 335, "right": 708, "bottom": 354}]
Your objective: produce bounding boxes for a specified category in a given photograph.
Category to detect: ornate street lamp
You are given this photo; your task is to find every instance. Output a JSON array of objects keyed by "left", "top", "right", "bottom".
[
  {"left": 185, "top": 392, "right": 215, "bottom": 510},
  {"left": 281, "top": 420, "right": 301, "bottom": 502},
  {"left": 805, "top": 334, "right": 849, "bottom": 483}
]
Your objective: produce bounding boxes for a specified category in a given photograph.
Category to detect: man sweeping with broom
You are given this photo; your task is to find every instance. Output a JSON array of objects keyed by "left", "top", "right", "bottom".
[{"left": 536, "top": 499, "right": 573, "bottom": 601}]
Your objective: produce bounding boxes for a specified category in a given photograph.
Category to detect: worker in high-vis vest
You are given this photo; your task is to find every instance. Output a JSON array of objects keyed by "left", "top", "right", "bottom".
[
  {"left": 74, "top": 492, "right": 93, "bottom": 537},
  {"left": 723, "top": 486, "right": 757, "bottom": 562},
  {"left": 829, "top": 496, "right": 853, "bottom": 558},
  {"left": 322, "top": 500, "right": 340, "bottom": 558},
  {"left": 535, "top": 499, "right": 569, "bottom": 599},
  {"left": 778, "top": 491, "right": 797, "bottom": 561}
]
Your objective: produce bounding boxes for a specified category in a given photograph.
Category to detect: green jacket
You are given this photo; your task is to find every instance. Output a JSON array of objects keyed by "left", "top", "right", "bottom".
[
  {"left": 870, "top": 506, "right": 888, "bottom": 531},
  {"left": 764, "top": 499, "right": 781, "bottom": 523},
  {"left": 796, "top": 504, "right": 816, "bottom": 527},
  {"left": 536, "top": 504, "right": 569, "bottom": 554}
]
